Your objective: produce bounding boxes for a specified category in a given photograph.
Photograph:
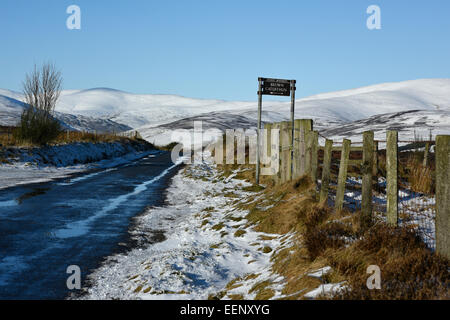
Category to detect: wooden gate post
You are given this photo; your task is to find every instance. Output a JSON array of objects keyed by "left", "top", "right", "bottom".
[
  {"left": 360, "top": 131, "right": 374, "bottom": 231},
  {"left": 280, "top": 122, "right": 292, "bottom": 184},
  {"left": 373, "top": 140, "right": 379, "bottom": 179},
  {"left": 264, "top": 123, "right": 272, "bottom": 168},
  {"left": 293, "top": 119, "right": 313, "bottom": 180},
  {"left": 306, "top": 131, "right": 319, "bottom": 182},
  {"left": 335, "top": 139, "right": 351, "bottom": 211},
  {"left": 319, "top": 139, "right": 333, "bottom": 204},
  {"left": 305, "top": 132, "right": 312, "bottom": 175},
  {"left": 436, "top": 135, "right": 450, "bottom": 259},
  {"left": 292, "top": 120, "right": 301, "bottom": 180},
  {"left": 286, "top": 121, "right": 293, "bottom": 182},
  {"left": 272, "top": 122, "right": 282, "bottom": 185},
  {"left": 302, "top": 122, "right": 313, "bottom": 164},
  {"left": 423, "top": 141, "right": 430, "bottom": 167},
  {"left": 386, "top": 131, "right": 398, "bottom": 226}
]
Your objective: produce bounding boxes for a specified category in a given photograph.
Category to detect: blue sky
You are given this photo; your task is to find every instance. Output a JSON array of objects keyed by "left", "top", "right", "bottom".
[{"left": 1, "top": 0, "right": 449, "bottom": 100}]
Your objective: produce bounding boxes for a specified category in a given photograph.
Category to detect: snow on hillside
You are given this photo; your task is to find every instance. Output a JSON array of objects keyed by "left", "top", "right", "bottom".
[
  {"left": 321, "top": 110, "right": 450, "bottom": 144},
  {"left": 1, "top": 79, "right": 449, "bottom": 144},
  {"left": 56, "top": 88, "right": 254, "bottom": 128},
  {"left": 55, "top": 79, "right": 450, "bottom": 133},
  {"left": 0, "top": 91, "right": 132, "bottom": 133},
  {"left": 0, "top": 94, "right": 26, "bottom": 126},
  {"left": 135, "top": 79, "right": 450, "bottom": 146}
]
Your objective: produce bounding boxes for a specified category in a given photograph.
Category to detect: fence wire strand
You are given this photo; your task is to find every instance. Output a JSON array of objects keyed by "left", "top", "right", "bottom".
[{"left": 318, "top": 142, "right": 436, "bottom": 250}]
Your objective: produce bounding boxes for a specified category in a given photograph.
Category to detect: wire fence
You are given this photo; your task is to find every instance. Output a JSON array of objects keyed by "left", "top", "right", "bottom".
[
  {"left": 317, "top": 140, "right": 436, "bottom": 250},
  {"left": 397, "top": 146, "right": 436, "bottom": 249}
]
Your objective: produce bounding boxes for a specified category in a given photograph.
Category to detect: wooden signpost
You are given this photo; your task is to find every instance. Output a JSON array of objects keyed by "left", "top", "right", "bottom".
[{"left": 256, "top": 77, "right": 296, "bottom": 185}]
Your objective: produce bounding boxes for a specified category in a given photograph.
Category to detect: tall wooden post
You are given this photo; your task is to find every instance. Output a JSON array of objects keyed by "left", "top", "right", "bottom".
[
  {"left": 293, "top": 119, "right": 313, "bottom": 180},
  {"left": 423, "top": 141, "right": 430, "bottom": 167},
  {"left": 273, "top": 122, "right": 281, "bottom": 185},
  {"left": 256, "top": 78, "right": 263, "bottom": 185},
  {"left": 292, "top": 120, "right": 301, "bottom": 180},
  {"left": 290, "top": 80, "right": 296, "bottom": 176},
  {"left": 436, "top": 135, "right": 450, "bottom": 259},
  {"left": 386, "top": 131, "right": 398, "bottom": 226},
  {"left": 320, "top": 139, "right": 333, "bottom": 204},
  {"left": 280, "top": 121, "right": 292, "bottom": 183},
  {"left": 335, "top": 139, "right": 351, "bottom": 211},
  {"left": 310, "top": 131, "right": 319, "bottom": 183},
  {"left": 360, "top": 131, "right": 374, "bottom": 231},
  {"left": 265, "top": 122, "right": 272, "bottom": 168},
  {"left": 373, "top": 140, "right": 379, "bottom": 179}
]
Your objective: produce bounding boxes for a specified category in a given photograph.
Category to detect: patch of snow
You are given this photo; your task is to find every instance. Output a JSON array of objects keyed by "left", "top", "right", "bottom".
[
  {"left": 307, "top": 266, "right": 332, "bottom": 279},
  {"left": 79, "top": 152, "right": 289, "bottom": 300},
  {"left": 303, "top": 282, "right": 347, "bottom": 299}
]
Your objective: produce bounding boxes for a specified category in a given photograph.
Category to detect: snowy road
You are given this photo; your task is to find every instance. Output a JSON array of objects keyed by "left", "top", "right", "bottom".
[{"left": 0, "top": 151, "right": 181, "bottom": 299}]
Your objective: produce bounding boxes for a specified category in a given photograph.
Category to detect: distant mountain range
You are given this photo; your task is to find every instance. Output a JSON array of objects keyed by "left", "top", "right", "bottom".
[{"left": 1, "top": 79, "right": 449, "bottom": 144}]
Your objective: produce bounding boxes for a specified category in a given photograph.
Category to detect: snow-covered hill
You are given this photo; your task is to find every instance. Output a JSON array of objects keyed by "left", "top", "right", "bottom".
[
  {"left": 136, "top": 79, "right": 450, "bottom": 145},
  {"left": 321, "top": 110, "right": 450, "bottom": 144},
  {"left": 0, "top": 91, "right": 131, "bottom": 133},
  {"left": 1, "top": 79, "right": 449, "bottom": 144},
  {"left": 0, "top": 88, "right": 254, "bottom": 129}
]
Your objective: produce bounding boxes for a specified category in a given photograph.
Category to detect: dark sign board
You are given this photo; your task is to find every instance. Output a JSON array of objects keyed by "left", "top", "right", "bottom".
[{"left": 261, "top": 78, "right": 291, "bottom": 96}]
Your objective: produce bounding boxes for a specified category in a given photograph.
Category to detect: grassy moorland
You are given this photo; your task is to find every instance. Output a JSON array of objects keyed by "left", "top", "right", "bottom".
[{"left": 210, "top": 153, "right": 448, "bottom": 300}]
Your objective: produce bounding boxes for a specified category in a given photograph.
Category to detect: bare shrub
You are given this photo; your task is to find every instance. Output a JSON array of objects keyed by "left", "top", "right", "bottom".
[{"left": 15, "top": 63, "right": 63, "bottom": 145}]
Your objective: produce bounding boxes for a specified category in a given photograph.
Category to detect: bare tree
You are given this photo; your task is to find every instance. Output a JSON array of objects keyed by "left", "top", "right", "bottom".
[
  {"left": 17, "top": 63, "right": 63, "bottom": 144},
  {"left": 23, "top": 63, "right": 62, "bottom": 118}
]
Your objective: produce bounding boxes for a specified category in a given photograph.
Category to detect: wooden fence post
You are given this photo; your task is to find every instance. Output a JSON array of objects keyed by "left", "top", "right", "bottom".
[
  {"left": 436, "top": 135, "right": 450, "bottom": 259},
  {"left": 319, "top": 139, "right": 333, "bottom": 204},
  {"left": 265, "top": 123, "right": 272, "bottom": 167},
  {"left": 423, "top": 141, "right": 430, "bottom": 167},
  {"left": 292, "top": 119, "right": 313, "bottom": 180},
  {"left": 335, "top": 139, "right": 351, "bottom": 211},
  {"left": 272, "top": 122, "right": 281, "bottom": 185},
  {"left": 280, "top": 121, "right": 292, "bottom": 183},
  {"left": 386, "top": 131, "right": 398, "bottom": 226},
  {"left": 279, "top": 122, "right": 287, "bottom": 183},
  {"left": 305, "top": 132, "right": 312, "bottom": 175},
  {"left": 373, "top": 140, "right": 379, "bottom": 179},
  {"left": 304, "top": 122, "right": 314, "bottom": 177},
  {"left": 360, "top": 131, "right": 374, "bottom": 231},
  {"left": 292, "top": 120, "right": 302, "bottom": 180},
  {"left": 311, "top": 131, "right": 319, "bottom": 183},
  {"left": 306, "top": 131, "right": 319, "bottom": 182}
]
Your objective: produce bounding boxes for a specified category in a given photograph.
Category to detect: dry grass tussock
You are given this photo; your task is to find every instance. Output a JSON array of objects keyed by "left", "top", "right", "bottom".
[{"left": 214, "top": 161, "right": 449, "bottom": 300}]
